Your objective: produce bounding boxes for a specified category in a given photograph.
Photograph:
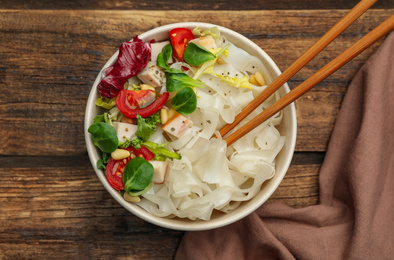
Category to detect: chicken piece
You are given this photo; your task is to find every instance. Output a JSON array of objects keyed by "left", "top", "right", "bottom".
[
  {"left": 189, "top": 36, "right": 217, "bottom": 50},
  {"left": 150, "top": 160, "right": 168, "bottom": 184},
  {"left": 161, "top": 114, "right": 192, "bottom": 138},
  {"left": 137, "top": 61, "right": 164, "bottom": 88},
  {"left": 112, "top": 122, "right": 138, "bottom": 143}
]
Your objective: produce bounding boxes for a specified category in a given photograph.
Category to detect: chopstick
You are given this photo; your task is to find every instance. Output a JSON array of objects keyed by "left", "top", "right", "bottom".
[
  {"left": 224, "top": 14, "right": 394, "bottom": 146},
  {"left": 219, "top": 0, "right": 378, "bottom": 138}
]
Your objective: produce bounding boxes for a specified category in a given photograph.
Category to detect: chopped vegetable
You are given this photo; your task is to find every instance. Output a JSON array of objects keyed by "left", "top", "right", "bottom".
[
  {"left": 142, "top": 141, "right": 182, "bottom": 161},
  {"left": 136, "top": 112, "right": 161, "bottom": 141},
  {"left": 97, "top": 36, "right": 152, "bottom": 98},
  {"left": 95, "top": 96, "right": 116, "bottom": 109},
  {"left": 116, "top": 89, "right": 169, "bottom": 118},
  {"left": 157, "top": 44, "right": 173, "bottom": 69},
  {"left": 123, "top": 157, "right": 154, "bottom": 195},
  {"left": 169, "top": 28, "right": 195, "bottom": 61},
  {"left": 88, "top": 122, "right": 118, "bottom": 153},
  {"left": 96, "top": 152, "right": 110, "bottom": 170},
  {"left": 184, "top": 42, "right": 216, "bottom": 66},
  {"left": 214, "top": 74, "right": 252, "bottom": 89},
  {"left": 193, "top": 44, "right": 230, "bottom": 80},
  {"left": 165, "top": 68, "right": 205, "bottom": 92},
  {"left": 127, "top": 146, "right": 155, "bottom": 161},
  {"left": 170, "top": 87, "right": 197, "bottom": 115}
]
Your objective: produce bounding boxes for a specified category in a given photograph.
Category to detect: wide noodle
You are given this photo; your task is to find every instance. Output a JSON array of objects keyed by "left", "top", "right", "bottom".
[{"left": 135, "top": 32, "right": 285, "bottom": 220}]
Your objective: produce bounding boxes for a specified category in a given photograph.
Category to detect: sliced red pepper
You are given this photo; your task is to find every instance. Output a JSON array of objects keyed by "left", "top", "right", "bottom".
[
  {"left": 170, "top": 28, "right": 195, "bottom": 61},
  {"left": 116, "top": 90, "right": 169, "bottom": 118}
]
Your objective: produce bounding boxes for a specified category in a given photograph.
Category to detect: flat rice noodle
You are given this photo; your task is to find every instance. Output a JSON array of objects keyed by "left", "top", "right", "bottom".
[
  {"left": 177, "top": 138, "right": 211, "bottom": 164},
  {"left": 179, "top": 187, "right": 233, "bottom": 213},
  {"left": 198, "top": 110, "right": 219, "bottom": 139},
  {"left": 135, "top": 33, "right": 287, "bottom": 221},
  {"left": 255, "top": 123, "right": 280, "bottom": 150},
  {"left": 201, "top": 138, "right": 227, "bottom": 184}
]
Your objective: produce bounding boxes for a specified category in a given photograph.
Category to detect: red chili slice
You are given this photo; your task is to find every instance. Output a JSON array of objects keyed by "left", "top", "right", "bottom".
[{"left": 116, "top": 90, "right": 169, "bottom": 118}]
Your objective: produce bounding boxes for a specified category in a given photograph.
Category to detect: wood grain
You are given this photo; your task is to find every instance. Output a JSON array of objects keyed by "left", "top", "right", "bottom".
[
  {"left": 0, "top": 10, "right": 391, "bottom": 155},
  {"left": 0, "top": 153, "right": 318, "bottom": 259},
  {"left": 0, "top": 0, "right": 392, "bottom": 10}
]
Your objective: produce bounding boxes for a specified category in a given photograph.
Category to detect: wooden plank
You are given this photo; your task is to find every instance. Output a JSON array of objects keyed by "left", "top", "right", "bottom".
[
  {"left": 0, "top": 156, "right": 319, "bottom": 258},
  {"left": 0, "top": 0, "right": 392, "bottom": 10},
  {"left": 0, "top": 10, "right": 391, "bottom": 155}
]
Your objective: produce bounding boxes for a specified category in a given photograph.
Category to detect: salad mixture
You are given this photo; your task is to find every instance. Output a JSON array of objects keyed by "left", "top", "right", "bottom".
[{"left": 88, "top": 27, "right": 285, "bottom": 220}]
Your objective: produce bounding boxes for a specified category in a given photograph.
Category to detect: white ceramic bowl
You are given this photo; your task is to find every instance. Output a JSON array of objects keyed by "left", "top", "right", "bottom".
[{"left": 85, "top": 22, "right": 297, "bottom": 231}]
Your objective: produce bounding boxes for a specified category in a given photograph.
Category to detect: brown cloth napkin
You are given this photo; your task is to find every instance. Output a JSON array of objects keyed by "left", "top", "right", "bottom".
[{"left": 175, "top": 31, "right": 394, "bottom": 260}]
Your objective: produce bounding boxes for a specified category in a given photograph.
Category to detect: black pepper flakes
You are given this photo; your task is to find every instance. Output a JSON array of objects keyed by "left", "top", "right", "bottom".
[
  {"left": 206, "top": 120, "right": 211, "bottom": 124},
  {"left": 171, "top": 127, "right": 175, "bottom": 131}
]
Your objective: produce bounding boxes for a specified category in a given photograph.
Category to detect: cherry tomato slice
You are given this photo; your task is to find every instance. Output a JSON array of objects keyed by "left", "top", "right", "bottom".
[
  {"left": 124, "top": 89, "right": 156, "bottom": 109},
  {"left": 170, "top": 28, "right": 195, "bottom": 61},
  {"left": 128, "top": 146, "right": 155, "bottom": 161},
  {"left": 116, "top": 90, "right": 169, "bottom": 118},
  {"left": 105, "top": 147, "right": 155, "bottom": 191},
  {"left": 105, "top": 155, "right": 131, "bottom": 191}
]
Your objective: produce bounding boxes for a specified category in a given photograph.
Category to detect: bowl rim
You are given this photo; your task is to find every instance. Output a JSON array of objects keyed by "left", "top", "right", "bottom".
[{"left": 84, "top": 22, "right": 297, "bottom": 231}]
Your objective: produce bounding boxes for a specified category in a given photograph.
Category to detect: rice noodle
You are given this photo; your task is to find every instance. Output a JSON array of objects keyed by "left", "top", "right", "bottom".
[{"left": 138, "top": 32, "right": 285, "bottom": 220}]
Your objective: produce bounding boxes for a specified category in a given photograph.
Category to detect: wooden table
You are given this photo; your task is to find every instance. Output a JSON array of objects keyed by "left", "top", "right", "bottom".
[{"left": 1, "top": 0, "right": 392, "bottom": 258}]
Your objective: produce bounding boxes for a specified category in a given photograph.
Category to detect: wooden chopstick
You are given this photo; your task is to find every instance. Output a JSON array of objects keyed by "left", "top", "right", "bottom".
[
  {"left": 224, "top": 14, "right": 394, "bottom": 146},
  {"left": 219, "top": 0, "right": 378, "bottom": 138}
]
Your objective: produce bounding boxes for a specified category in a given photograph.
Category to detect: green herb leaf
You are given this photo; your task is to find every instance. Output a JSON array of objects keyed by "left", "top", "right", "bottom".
[
  {"left": 157, "top": 44, "right": 173, "bottom": 69},
  {"left": 165, "top": 68, "right": 205, "bottom": 92},
  {"left": 96, "top": 153, "right": 110, "bottom": 170},
  {"left": 95, "top": 96, "right": 116, "bottom": 109},
  {"left": 142, "top": 141, "right": 182, "bottom": 161},
  {"left": 88, "top": 122, "right": 119, "bottom": 153},
  {"left": 171, "top": 87, "right": 197, "bottom": 115},
  {"left": 193, "top": 44, "right": 230, "bottom": 80},
  {"left": 127, "top": 182, "right": 154, "bottom": 196},
  {"left": 122, "top": 157, "right": 154, "bottom": 194},
  {"left": 93, "top": 114, "right": 105, "bottom": 123},
  {"left": 135, "top": 112, "right": 161, "bottom": 141},
  {"left": 184, "top": 42, "right": 215, "bottom": 66},
  {"left": 131, "top": 137, "right": 144, "bottom": 149},
  {"left": 96, "top": 159, "right": 106, "bottom": 170}
]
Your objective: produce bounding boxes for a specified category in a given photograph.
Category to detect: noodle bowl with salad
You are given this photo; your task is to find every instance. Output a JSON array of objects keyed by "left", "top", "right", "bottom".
[{"left": 85, "top": 22, "right": 296, "bottom": 230}]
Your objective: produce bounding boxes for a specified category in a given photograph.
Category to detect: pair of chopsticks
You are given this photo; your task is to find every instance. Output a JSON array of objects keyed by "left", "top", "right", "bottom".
[{"left": 220, "top": 0, "right": 394, "bottom": 146}]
